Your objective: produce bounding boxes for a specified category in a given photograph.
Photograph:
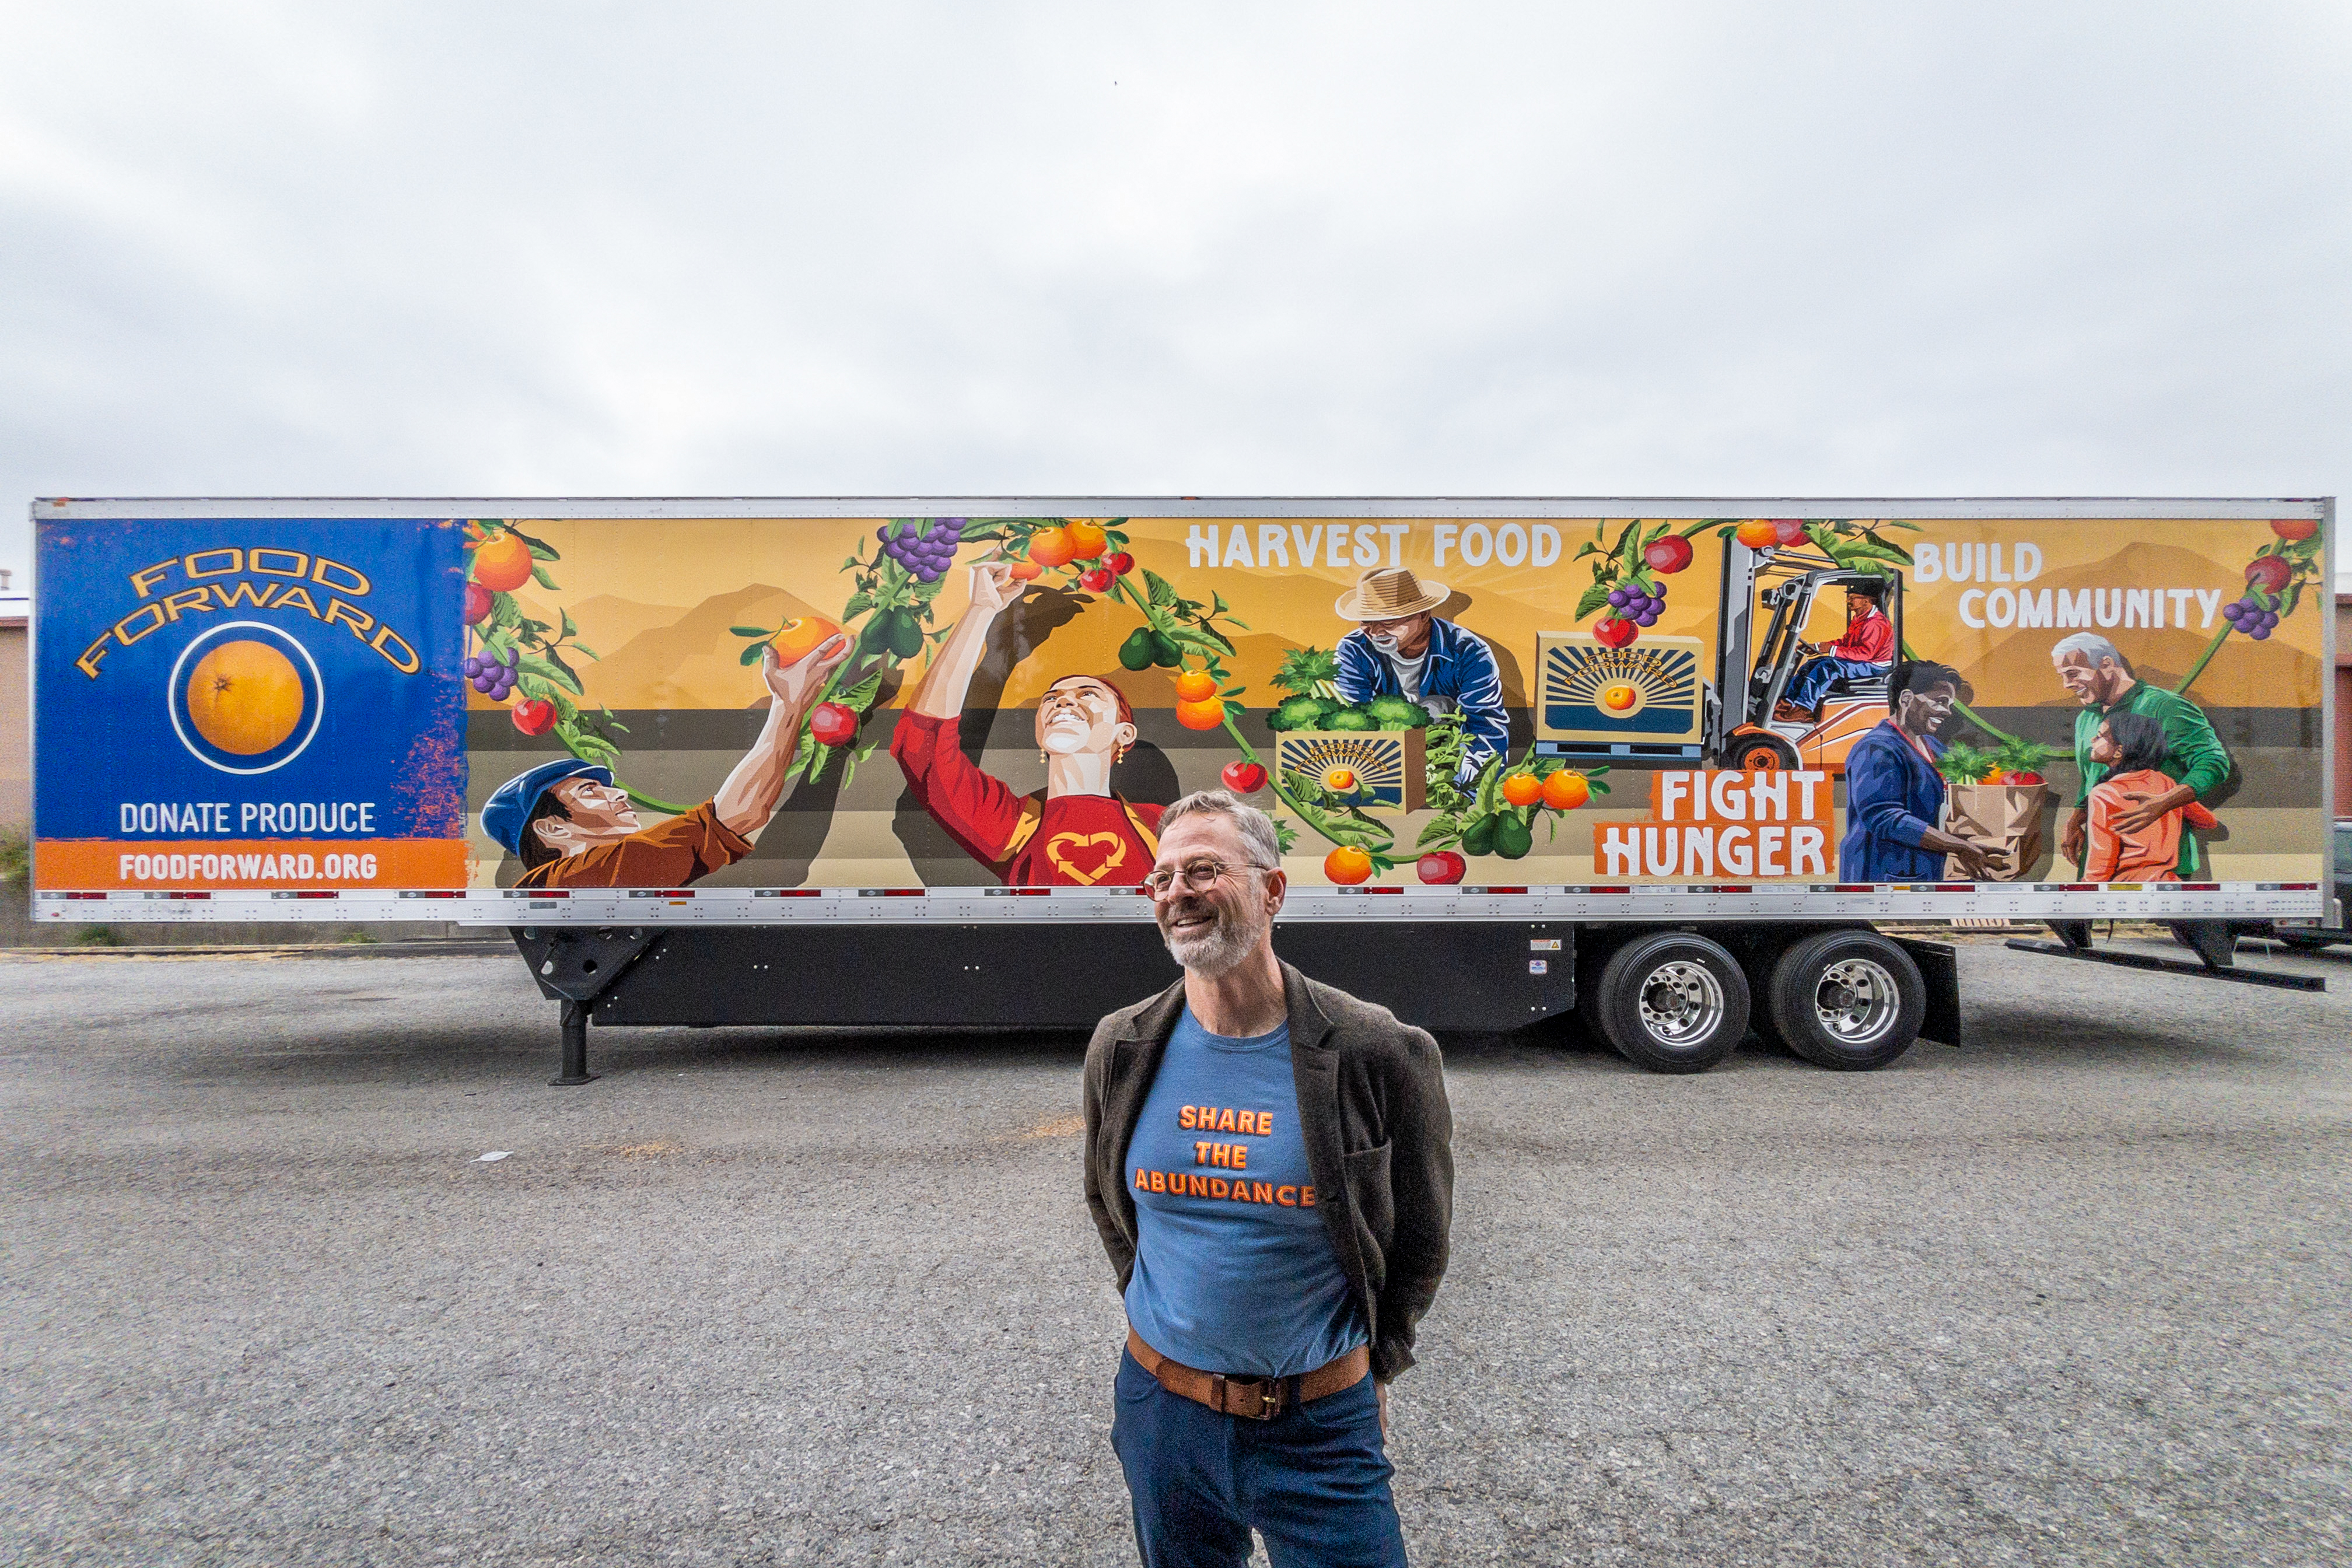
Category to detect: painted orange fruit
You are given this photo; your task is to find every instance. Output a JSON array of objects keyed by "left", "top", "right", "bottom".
[
  {"left": 1175, "top": 697, "right": 1227, "bottom": 730},
  {"left": 1027, "top": 528, "right": 1077, "bottom": 569},
  {"left": 471, "top": 532, "right": 536, "bottom": 592},
  {"left": 1734, "top": 519, "right": 1780, "bottom": 550},
  {"left": 1065, "top": 522, "right": 1109, "bottom": 560},
  {"left": 1541, "top": 771, "right": 1590, "bottom": 810},
  {"left": 187, "top": 639, "right": 304, "bottom": 755},
  {"left": 1324, "top": 845, "right": 1374, "bottom": 885},
  {"left": 1598, "top": 681, "right": 1639, "bottom": 712},
  {"left": 1321, "top": 766, "right": 1358, "bottom": 793},
  {"left": 769, "top": 615, "right": 843, "bottom": 663},
  {"left": 1173, "top": 670, "right": 1219, "bottom": 701},
  {"left": 1008, "top": 560, "right": 1044, "bottom": 581},
  {"left": 1499, "top": 772, "right": 1544, "bottom": 807}
]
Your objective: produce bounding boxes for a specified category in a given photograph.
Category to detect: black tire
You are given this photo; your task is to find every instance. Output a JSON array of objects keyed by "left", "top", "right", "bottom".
[
  {"left": 1767, "top": 930, "right": 1925, "bottom": 1071},
  {"left": 1592, "top": 932, "right": 1752, "bottom": 1074}
]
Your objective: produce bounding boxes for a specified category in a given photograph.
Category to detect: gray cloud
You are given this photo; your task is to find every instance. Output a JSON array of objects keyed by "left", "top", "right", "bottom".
[{"left": 4, "top": 1, "right": 2347, "bottom": 588}]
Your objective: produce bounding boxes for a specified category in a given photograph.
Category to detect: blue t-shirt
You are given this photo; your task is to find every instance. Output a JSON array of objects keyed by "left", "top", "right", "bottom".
[{"left": 1122, "top": 1007, "right": 1369, "bottom": 1378}]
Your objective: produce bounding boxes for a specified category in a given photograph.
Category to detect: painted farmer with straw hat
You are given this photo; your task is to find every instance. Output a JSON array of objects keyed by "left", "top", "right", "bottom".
[{"left": 1332, "top": 566, "right": 1508, "bottom": 785}]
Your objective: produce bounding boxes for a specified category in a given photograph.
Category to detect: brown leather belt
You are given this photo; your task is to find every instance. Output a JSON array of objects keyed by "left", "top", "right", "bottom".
[{"left": 1126, "top": 1329, "right": 1370, "bottom": 1422}]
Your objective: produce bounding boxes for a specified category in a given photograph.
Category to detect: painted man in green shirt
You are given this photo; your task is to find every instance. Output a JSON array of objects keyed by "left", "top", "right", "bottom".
[{"left": 2051, "top": 632, "right": 2231, "bottom": 878}]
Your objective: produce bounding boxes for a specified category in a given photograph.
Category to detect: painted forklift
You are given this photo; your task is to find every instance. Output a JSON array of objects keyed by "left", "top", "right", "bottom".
[{"left": 1709, "top": 538, "right": 1901, "bottom": 773}]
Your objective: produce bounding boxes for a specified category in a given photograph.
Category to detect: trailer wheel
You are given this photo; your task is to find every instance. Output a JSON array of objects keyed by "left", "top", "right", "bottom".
[
  {"left": 1592, "top": 932, "right": 1751, "bottom": 1074},
  {"left": 1768, "top": 930, "right": 1924, "bottom": 1071}
]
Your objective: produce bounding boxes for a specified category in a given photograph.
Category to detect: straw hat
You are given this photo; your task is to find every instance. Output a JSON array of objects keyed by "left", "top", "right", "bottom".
[{"left": 1334, "top": 565, "right": 1450, "bottom": 621}]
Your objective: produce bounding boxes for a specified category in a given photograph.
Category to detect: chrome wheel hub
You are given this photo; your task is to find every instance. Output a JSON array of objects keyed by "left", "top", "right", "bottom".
[
  {"left": 1814, "top": 958, "right": 1899, "bottom": 1045},
  {"left": 1636, "top": 960, "right": 1725, "bottom": 1045}
]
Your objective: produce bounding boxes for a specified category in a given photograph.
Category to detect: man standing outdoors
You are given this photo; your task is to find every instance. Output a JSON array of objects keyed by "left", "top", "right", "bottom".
[
  {"left": 1083, "top": 789, "right": 1454, "bottom": 1566},
  {"left": 1331, "top": 566, "right": 1507, "bottom": 786},
  {"left": 2050, "top": 632, "right": 2231, "bottom": 878}
]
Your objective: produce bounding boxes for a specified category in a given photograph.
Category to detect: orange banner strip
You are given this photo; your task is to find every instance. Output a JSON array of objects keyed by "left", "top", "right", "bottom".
[{"left": 36, "top": 839, "right": 468, "bottom": 891}]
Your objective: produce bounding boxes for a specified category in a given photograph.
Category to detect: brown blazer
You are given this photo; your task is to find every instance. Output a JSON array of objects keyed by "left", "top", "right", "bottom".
[{"left": 1082, "top": 963, "right": 1455, "bottom": 1384}]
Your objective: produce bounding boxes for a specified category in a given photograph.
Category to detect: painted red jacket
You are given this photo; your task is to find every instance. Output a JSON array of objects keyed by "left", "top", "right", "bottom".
[
  {"left": 1823, "top": 606, "right": 1894, "bottom": 663},
  {"left": 891, "top": 711, "right": 1163, "bottom": 886}
]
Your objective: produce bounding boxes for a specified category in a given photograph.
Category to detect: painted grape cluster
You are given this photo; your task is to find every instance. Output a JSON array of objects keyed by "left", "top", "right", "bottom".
[
  {"left": 1605, "top": 578, "right": 1667, "bottom": 628},
  {"left": 463, "top": 648, "right": 519, "bottom": 699},
  {"left": 2220, "top": 595, "right": 2280, "bottom": 642},
  {"left": 877, "top": 517, "right": 967, "bottom": 584}
]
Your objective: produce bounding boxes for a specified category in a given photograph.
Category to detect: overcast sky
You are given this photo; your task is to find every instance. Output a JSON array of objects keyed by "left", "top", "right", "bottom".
[{"left": 4, "top": 1, "right": 2347, "bottom": 600}]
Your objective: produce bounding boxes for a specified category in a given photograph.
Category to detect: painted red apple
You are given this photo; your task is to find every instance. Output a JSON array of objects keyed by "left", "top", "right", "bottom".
[
  {"left": 1107, "top": 551, "right": 1136, "bottom": 576},
  {"left": 1592, "top": 616, "right": 1639, "bottom": 649},
  {"left": 1417, "top": 850, "right": 1466, "bottom": 884},
  {"left": 1642, "top": 536, "right": 1693, "bottom": 574},
  {"left": 1773, "top": 518, "right": 1809, "bottom": 545},
  {"left": 511, "top": 698, "right": 558, "bottom": 736},
  {"left": 1079, "top": 567, "right": 1115, "bottom": 593},
  {"left": 1220, "top": 760, "right": 1268, "bottom": 794},
  {"left": 2270, "top": 518, "right": 2317, "bottom": 542},
  {"left": 464, "top": 582, "right": 494, "bottom": 625},
  {"left": 809, "top": 701, "right": 859, "bottom": 747},
  {"left": 2244, "top": 556, "right": 2292, "bottom": 594},
  {"left": 2007, "top": 771, "right": 2045, "bottom": 786}
]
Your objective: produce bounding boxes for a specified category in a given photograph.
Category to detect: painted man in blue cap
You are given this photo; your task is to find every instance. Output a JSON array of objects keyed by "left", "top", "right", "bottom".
[{"left": 482, "top": 634, "right": 850, "bottom": 890}]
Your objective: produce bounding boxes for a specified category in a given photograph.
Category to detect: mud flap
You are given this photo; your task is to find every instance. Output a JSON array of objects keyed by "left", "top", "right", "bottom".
[{"left": 1891, "top": 936, "right": 1964, "bottom": 1048}]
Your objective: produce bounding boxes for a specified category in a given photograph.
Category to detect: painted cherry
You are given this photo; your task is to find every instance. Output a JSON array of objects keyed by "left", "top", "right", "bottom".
[
  {"left": 1416, "top": 850, "right": 1466, "bottom": 885},
  {"left": 1592, "top": 616, "right": 1638, "bottom": 649},
  {"left": 1220, "top": 760, "right": 1268, "bottom": 794},
  {"left": 464, "top": 582, "right": 494, "bottom": 625},
  {"left": 1107, "top": 551, "right": 1136, "bottom": 575},
  {"left": 2244, "top": 556, "right": 2292, "bottom": 595},
  {"left": 1078, "top": 567, "right": 1115, "bottom": 592},
  {"left": 809, "top": 702, "right": 859, "bottom": 747},
  {"left": 510, "top": 698, "right": 558, "bottom": 736},
  {"left": 1642, "top": 536, "right": 1693, "bottom": 574}
]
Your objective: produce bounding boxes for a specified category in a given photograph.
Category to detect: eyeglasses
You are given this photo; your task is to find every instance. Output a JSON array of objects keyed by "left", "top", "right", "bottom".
[{"left": 1143, "top": 858, "right": 1273, "bottom": 897}]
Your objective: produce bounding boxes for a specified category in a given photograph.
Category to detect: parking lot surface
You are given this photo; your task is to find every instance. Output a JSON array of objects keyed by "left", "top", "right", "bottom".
[{"left": 3, "top": 936, "right": 2347, "bottom": 1567}]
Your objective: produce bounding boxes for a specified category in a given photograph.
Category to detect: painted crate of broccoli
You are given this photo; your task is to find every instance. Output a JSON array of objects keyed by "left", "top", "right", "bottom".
[{"left": 1262, "top": 647, "right": 1432, "bottom": 813}]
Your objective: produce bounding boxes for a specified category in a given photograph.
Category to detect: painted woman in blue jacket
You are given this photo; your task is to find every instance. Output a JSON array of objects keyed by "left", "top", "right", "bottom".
[
  {"left": 1330, "top": 567, "right": 1510, "bottom": 786},
  {"left": 1838, "top": 660, "right": 1995, "bottom": 883}
]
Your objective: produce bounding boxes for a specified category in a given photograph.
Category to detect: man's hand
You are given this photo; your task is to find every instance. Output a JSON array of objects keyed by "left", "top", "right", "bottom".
[
  {"left": 762, "top": 633, "right": 851, "bottom": 711},
  {"left": 2060, "top": 806, "right": 2089, "bottom": 864},
  {"left": 2113, "top": 784, "right": 2194, "bottom": 836},
  {"left": 967, "top": 560, "right": 1026, "bottom": 617},
  {"left": 1945, "top": 839, "right": 1993, "bottom": 880}
]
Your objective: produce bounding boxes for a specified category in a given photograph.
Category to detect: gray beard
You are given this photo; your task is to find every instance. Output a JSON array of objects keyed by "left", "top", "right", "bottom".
[{"left": 1160, "top": 904, "right": 1263, "bottom": 977}]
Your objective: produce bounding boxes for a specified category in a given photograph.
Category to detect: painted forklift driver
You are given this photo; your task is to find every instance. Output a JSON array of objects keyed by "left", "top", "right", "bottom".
[
  {"left": 485, "top": 633, "right": 849, "bottom": 890},
  {"left": 1779, "top": 580, "right": 1895, "bottom": 719},
  {"left": 892, "top": 559, "right": 1164, "bottom": 886}
]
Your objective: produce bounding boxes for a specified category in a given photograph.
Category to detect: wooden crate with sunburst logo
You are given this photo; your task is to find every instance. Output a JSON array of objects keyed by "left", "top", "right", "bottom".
[
  {"left": 1273, "top": 729, "right": 1427, "bottom": 813},
  {"left": 1535, "top": 632, "right": 1706, "bottom": 760}
]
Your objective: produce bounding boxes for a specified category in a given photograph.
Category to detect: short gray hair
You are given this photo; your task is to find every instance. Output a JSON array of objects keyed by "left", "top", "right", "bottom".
[
  {"left": 2051, "top": 632, "right": 2129, "bottom": 671},
  {"left": 1158, "top": 789, "right": 1283, "bottom": 869}
]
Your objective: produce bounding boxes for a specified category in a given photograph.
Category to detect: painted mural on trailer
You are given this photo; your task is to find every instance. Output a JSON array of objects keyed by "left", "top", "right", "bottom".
[
  {"left": 32, "top": 511, "right": 2330, "bottom": 894},
  {"left": 33, "top": 517, "right": 469, "bottom": 890}
]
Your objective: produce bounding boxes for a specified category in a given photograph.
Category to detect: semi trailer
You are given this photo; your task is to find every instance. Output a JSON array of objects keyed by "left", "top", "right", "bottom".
[{"left": 27, "top": 497, "right": 2336, "bottom": 1082}]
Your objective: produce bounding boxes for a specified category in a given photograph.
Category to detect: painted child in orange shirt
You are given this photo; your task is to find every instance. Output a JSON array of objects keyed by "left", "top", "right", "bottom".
[{"left": 2082, "top": 710, "right": 2218, "bottom": 883}]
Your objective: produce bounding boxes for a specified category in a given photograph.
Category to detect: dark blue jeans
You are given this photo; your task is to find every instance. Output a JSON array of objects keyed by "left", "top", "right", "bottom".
[{"left": 1110, "top": 1348, "right": 1408, "bottom": 1567}]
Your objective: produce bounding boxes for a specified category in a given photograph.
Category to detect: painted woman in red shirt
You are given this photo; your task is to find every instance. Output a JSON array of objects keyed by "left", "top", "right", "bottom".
[{"left": 891, "top": 561, "right": 1164, "bottom": 886}]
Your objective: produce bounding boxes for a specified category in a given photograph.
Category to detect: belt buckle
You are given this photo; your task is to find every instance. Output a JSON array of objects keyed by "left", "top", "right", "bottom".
[{"left": 1210, "top": 1373, "right": 1284, "bottom": 1422}]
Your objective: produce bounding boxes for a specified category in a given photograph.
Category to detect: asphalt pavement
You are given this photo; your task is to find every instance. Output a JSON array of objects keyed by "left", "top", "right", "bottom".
[{"left": 2, "top": 935, "right": 2347, "bottom": 1566}]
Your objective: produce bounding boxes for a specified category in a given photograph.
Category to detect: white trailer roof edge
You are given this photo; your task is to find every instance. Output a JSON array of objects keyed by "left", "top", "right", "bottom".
[{"left": 30, "top": 496, "right": 2332, "bottom": 522}]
